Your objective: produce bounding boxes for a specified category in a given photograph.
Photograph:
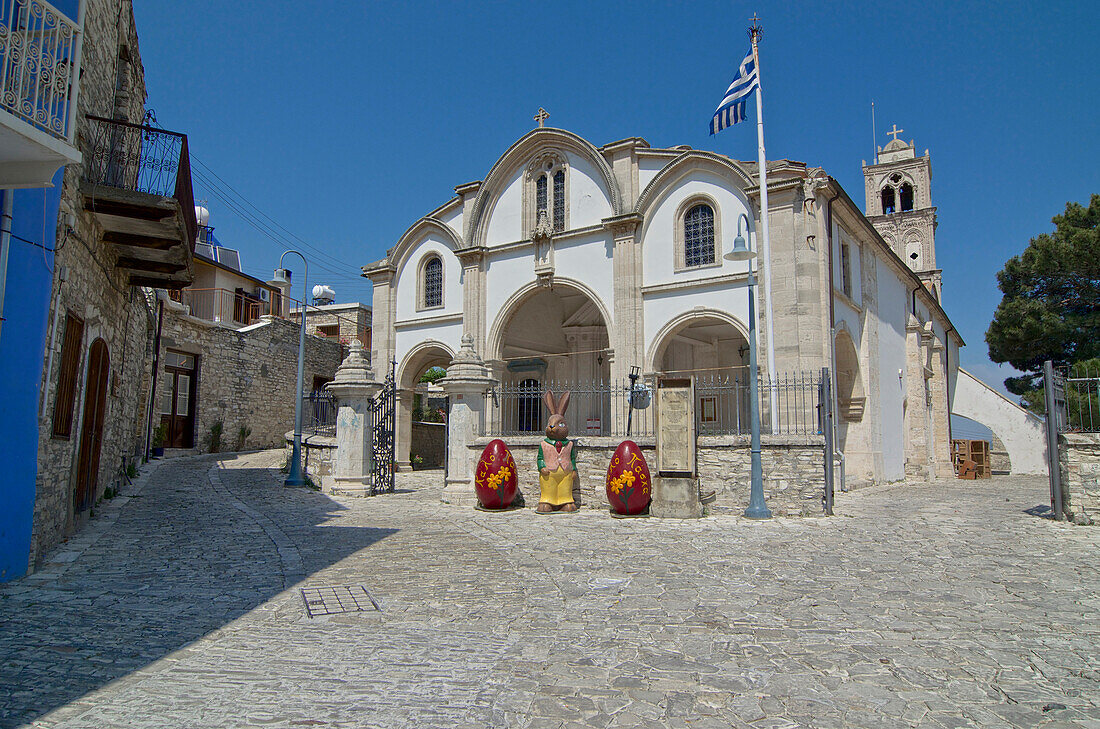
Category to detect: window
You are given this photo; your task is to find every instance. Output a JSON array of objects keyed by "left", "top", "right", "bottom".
[
  {"left": 317, "top": 323, "right": 339, "bottom": 338},
  {"left": 881, "top": 186, "right": 896, "bottom": 214},
  {"left": 422, "top": 255, "right": 443, "bottom": 309},
  {"left": 527, "top": 155, "right": 567, "bottom": 235},
  {"left": 899, "top": 183, "right": 914, "bottom": 212},
  {"left": 684, "top": 204, "right": 716, "bottom": 268},
  {"left": 840, "top": 242, "right": 853, "bottom": 297},
  {"left": 52, "top": 312, "right": 84, "bottom": 439},
  {"left": 517, "top": 378, "right": 541, "bottom": 432}
]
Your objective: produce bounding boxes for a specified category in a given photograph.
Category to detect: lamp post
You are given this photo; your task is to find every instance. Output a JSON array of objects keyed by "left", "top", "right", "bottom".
[
  {"left": 275, "top": 250, "right": 308, "bottom": 487},
  {"left": 626, "top": 365, "right": 640, "bottom": 436},
  {"left": 725, "top": 213, "right": 771, "bottom": 519}
]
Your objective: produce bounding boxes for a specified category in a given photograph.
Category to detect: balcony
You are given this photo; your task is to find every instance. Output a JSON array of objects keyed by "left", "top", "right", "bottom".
[
  {"left": 81, "top": 114, "right": 196, "bottom": 289},
  {"left": 0, "top": 0, "right": 83, "bottom": 188},
  {"left": 170, "top": 287, "right": 272, "bottom": 328}
]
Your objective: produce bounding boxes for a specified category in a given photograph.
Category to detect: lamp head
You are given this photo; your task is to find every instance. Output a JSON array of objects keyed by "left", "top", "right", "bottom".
[
  {"left": 724, "top": 233, "right": 756, "bottom": 261},
  {"left": 273, "top": 267, "right": 292, "bottom": 284}
]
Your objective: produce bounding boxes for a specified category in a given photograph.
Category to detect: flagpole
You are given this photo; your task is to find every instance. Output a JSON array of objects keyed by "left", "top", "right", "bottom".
[{"left": 749, "top": 17, "right": 778, "bottom": 434}]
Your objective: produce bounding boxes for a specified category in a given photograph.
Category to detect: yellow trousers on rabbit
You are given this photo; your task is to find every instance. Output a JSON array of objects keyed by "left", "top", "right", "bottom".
[{"left": 539, "top": 467, "right": 575, "bottom": 506}]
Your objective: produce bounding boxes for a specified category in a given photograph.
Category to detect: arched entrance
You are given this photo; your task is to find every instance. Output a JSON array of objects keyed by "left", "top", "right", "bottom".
[
  {"left": 489, "top": 282, "right": 611, "bottom": 435},
  {"left": 396, "top": 341, "right": 453, "bottom": 471},
  {"left": 649, "top": 311, "right": 750, "bottom": 433},
  {"left": 75, "top": 339, "right": 109, "bottom": 512},
  {"left": 834, "top": 329, "right": 872, "bottom": 483}
]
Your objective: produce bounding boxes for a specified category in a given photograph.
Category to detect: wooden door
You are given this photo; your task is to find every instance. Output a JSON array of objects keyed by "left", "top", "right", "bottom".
[
  {"left": 159, "top": 351, "right": 197, "bottom": 449},
  {"left": 74, "top": 339, "right": 109, "bottom": 512}
]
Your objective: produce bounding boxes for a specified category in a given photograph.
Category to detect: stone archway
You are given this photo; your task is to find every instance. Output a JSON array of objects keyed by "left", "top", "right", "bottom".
[
  {"left": 395, "top": 341, "right": 453, "bottom": 471},
  {"left": 488, "top": 282, "right": 612, "bottom": 434}
]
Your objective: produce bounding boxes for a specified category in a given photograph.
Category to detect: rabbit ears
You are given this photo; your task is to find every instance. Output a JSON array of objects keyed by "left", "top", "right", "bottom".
[{"left": 543, "top": 389, "right": 571, "bottom": 416}]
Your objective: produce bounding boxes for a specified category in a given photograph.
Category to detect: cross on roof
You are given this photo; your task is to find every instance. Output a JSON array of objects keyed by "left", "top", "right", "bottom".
[
  {"left": 887, "top": 124, "right": 904, "bottom": 142},
  {"left": 534, "top": 108, "right": 550, "bottom": 128}
]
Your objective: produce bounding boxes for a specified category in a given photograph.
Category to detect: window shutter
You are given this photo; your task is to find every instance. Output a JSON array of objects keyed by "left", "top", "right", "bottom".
[{"left": 52, "top": 312, "right": 85, "bottom": 438}]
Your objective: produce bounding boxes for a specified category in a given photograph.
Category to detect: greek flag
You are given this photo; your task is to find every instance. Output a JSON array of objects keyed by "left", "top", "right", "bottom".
[{"left": 710, "top": 50, "right": 758, "bottom": 134}]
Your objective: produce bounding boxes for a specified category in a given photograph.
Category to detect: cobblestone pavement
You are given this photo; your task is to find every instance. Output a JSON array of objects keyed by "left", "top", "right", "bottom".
[{"left": 1, "top": 451, "right": 1097, "bottom": 728}]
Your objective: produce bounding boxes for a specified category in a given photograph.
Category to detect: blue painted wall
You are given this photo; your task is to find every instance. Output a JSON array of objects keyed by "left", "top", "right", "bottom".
[{"left": 0, "top": 170, "right": 62, "bottom": 581}]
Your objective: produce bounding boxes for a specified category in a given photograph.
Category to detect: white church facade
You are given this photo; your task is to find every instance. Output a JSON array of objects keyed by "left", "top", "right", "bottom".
[{"left": 364, "top": 124, "right": 964, "bottom": 488}]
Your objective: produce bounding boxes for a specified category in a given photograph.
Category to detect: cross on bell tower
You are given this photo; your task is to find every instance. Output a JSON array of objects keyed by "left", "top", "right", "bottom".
[
  {"left": 887, "top": 124, "right": 904, "bottom": 142},
  {"left": 533, "top": 108, "right": 549, "bottom": 128}
]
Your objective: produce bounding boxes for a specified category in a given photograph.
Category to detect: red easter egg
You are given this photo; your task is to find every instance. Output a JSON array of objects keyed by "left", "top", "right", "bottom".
[
  {"left": 606, "top": 440, "right": 652, "bottom": 515},
  {"left": 474, "top": 439, "right": 519, "bottom": 509}
]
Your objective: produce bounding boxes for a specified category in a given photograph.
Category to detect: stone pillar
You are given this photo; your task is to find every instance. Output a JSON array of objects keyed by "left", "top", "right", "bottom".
[
  {"left": 364, "top": 262, "right": 396, "bottom": 372},
  {"left": 929, "top": 338, "right": 953, "bottom": 478},
  {"left": 456, "top": 246, "right": 488, "bottom": 356},
  {"left": 324, "top": 341, "right": 383, "bottom": 496},
  {"left": 604, "top": 214, "right": 643, "bottom": 380},
  {"left": 439, "top": 334, "right": 497, "bottom": 506},
  {"left": 395, "top": 388, "right": 415, "bottom": 472},
  {"left": 903, "top": 314, "right": 932, "bottom": 480}
]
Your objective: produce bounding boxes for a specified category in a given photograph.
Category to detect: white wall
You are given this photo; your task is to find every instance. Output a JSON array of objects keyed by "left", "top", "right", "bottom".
[
  {"left": 394, "top": 321, "right": 462, "bottom": 375},
  {"left": 953, "top": 368, "right": 1047, "bottom": 475},
  {"left": 393, "top": 235, "right": 462, "bottom": 322},
  {"left": 640, "top": 171, "right": 754, "bottom": 287},
  {"left": 876, "top": 257, "right": 909, "bottom": 481},
  {"left": 643, "top": 285, "right": 750, "bottom": 369},
  {"left": 833, "top": 225, "right": 862, "bottom": 306},
  {"left": 485, "top": 169, "right": 524, "bottom": 247},
  {"left": 438, "top": 203, "right": 463, "bottom": 240},
  {"left": 638, "top": 156, "right": 667, "bottom": 198}
]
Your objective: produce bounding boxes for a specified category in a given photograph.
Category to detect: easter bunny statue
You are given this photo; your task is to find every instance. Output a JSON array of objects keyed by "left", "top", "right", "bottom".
[{"left": 537, "top": 389, "right": 578, "bottom": 513}]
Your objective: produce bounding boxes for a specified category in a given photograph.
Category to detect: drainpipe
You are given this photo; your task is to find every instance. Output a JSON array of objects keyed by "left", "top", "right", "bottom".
[
  {"left": 145, "top": 295, "right": 164, "bottom": 461},
  {"left": 0, "top": 191, "right": 12, "bottom": 343}
]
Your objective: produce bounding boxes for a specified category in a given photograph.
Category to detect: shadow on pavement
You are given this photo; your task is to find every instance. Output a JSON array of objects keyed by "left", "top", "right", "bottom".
[{"left": 0, "top": 456, "right": 397, "bottom": 729}]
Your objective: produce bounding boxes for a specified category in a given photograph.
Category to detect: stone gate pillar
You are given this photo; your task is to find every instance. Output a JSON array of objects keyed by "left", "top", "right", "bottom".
[
  {"left": 439, "top": 334, "right": 497, "bottom": 506},
  {"left": 324, "top": 340, "right": 383, "bottom": 496}
]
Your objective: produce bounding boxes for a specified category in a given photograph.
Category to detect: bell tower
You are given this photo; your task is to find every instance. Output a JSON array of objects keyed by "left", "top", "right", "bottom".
[{"left": 862, "top": 125, "right": 941, "bottom": 300}]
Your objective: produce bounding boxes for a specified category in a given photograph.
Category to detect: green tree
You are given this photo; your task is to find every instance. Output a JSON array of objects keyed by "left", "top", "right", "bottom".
[
  {"left": 419, "top": 366, "right": 447, "bottom": 384},
  {"left": 986, "top": 194, "right": 1100, "bottom": 407}
]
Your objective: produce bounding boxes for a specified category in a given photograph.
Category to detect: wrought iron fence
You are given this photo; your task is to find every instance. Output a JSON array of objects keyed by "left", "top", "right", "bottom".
[
  {"left": 695, "top": 371, "right": 824, "bottom": 436},
  {"left": 487, "top": 378, "right": 654, "bottom": 438},
  {"left": 302, "top": 390, "right": 336, "bottom": 436},
  {"left": 82, "top": 114, "right": 197, "bottom": 245},
  {"left": 485, "top": 371, "right": 825, "bottom": 439},
  {"left": 0, "top": 0, "right": 81, "bottom": 142},
  {"left": 1061, "top": 361, "right": 1100, "bottom": 433}
]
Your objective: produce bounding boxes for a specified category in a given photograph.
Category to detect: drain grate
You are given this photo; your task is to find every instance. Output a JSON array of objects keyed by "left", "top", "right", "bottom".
[{"left": 300, "top": 585, "right": 381, "bottom": 617}]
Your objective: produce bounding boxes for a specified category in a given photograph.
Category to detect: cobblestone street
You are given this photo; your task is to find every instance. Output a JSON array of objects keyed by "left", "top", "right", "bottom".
[{"left": 1, "top": 451, "right": 1097, "bottom": 728}]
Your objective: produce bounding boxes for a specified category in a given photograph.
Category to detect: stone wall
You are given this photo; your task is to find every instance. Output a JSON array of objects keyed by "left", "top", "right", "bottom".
[
  {"left": 285, "top": 433, "right": 337, "bottom": 484},
  {"left": 1059, "top": 432, "right": 1100, "bottom": 525},
  {"left": 31, "top": 0, "right": 153, "bottom": 566},
  {"left": 467, "top": 434, "right": 825, "bottom": 516},
  {"left": 411, "top": 422, "right": 445, "bottom": 468},
  {"left": 157, "top": 307, "right": 344, "bottom": 453}
]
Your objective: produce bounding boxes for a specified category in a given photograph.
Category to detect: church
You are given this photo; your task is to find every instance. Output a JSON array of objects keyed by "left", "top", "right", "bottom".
[{"left": 364, "top": 118, "right": 964, "bottom": 491}]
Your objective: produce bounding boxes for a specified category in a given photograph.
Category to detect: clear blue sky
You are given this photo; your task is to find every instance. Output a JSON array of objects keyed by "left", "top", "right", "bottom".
[{"left": 132, "top": 0, "right": 1098, "bottom": 394}]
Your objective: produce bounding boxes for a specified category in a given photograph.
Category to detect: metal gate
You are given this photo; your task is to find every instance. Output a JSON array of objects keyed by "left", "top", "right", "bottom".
[
  {"left": 1043, "top": 360, "right": 1068, "bottom": 520},
  {"left": 368, "top": 361, "right": 397, "bottom": 496},
  {"left": 818, "top": 367, "right": 834, "bottom": 516}
]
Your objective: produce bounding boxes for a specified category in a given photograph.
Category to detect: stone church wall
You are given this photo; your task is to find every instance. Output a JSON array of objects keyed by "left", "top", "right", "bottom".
[
  {"left": 157, "top": 309, "right": 344, "bottom": 453},
  {"left": 469, "top": 434, "right": 825, "bottom": 516}
]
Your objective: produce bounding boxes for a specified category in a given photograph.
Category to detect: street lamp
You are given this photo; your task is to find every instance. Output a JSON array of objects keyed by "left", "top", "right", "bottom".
[
  {"left": 725, "top": 213, "right": 772, "bottom": 519},
  {"left": 275, "top": 250, "right": 308, "bottom": 488}
]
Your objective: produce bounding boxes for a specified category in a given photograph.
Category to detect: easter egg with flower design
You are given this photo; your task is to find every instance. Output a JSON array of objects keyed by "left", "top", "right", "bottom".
[
  {"left": 474, "top": 438, "right": 519, "bottom": 509},
  {"left": 606, "top": 440, "right": 651, "bottom": 515}
]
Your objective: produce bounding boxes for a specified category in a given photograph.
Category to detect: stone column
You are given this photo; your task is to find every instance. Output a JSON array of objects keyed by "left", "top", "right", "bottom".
[
  {"left": 364, "top": 262, "right": 396, "bottom": 372},
  {"left": 439, "top": 334, "right": 497, "bottom": 506},
  {"left": 456, "top": 246, "right": 488, "bottom": 357},
  {"left": 929, "top": 338, "right": 953, "bottom": 478},
  {"left": 604, "top": 213, "right": 643, "bottom": 434},
  {"left": 903, "top": 314, "right": 932, "bottom": 480},
  {"left": 395, "top": 388, "right": 415, "bottom": 472},
  {"left": 324, "top": 341, "right": 383, "bottom": 496}
]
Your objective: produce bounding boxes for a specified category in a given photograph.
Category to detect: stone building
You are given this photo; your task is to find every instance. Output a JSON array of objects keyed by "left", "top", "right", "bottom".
[
  {"left": 364, "top": 124, "right": 964, "bottom": 490},
  {"left": 289, "top": 300, "right": 372, "bottom": 350}
]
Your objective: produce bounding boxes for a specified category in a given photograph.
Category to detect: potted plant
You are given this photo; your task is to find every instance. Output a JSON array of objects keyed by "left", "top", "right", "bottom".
[
  {"left": 152, "top": 423, "right": 167, "bottom": 458},
  {"left": 411, "top": 454, "right": 425, "bottom": 470}
]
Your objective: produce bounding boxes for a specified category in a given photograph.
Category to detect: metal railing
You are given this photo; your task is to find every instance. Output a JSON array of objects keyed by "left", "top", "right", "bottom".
[
  {"left": 316, "top": 327, "right": 371, "bottom": 348},
  {"left": 82, "top": 114, "right": 197, "bottom": 246},
  {"left": 1061, "top": 361, "right": 1100, "bottom": 433},
  {"left": 485, "top": 371, "right": 825, "bottom": 439},
  {"left": 0, "top": 0, "right": 82, "bottom": 142},
  {"left": 174, "top": 287, "right": 273, "bottom": 326},
  {"left": 302, "top": 390, "right": 336, "bottom": 436}
]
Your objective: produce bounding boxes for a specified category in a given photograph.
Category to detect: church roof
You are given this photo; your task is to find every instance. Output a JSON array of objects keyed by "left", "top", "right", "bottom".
[{"left": 883, "top": 138, "right": 910, "bottom": 152}]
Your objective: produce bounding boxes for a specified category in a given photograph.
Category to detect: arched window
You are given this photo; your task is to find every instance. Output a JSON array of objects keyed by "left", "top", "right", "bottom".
[
  {"left": 528, "top": 155, "right": 567, "bottom": 235},
  {"left": 881, "top": 186, "right": 896, "bottom": 214},
  {"left": 421, "top": 255, "right": 443, "bottom": 309},
  {"left": 683, "top": 204, "right": 716, "bottom": 268},
  {"left": 899, "top": 183, "right": 914, "bottom": 212}
]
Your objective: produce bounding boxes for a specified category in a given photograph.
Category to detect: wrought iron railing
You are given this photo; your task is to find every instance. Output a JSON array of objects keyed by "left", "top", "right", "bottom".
[
  {"left": 0, "top": 0, "right": 82, "bottom": 142},
  {"left": 485, "top": 371, "right": 825, "bottom": 439},
  {"left": 302, "top": 390, "right": 336, "bottom": 436},
  {"left": 1060, "top": 362, "right": 1100, "bottom": 433},
  {"left": 82, "top": 114, "right": 197, "bottom": 246}
]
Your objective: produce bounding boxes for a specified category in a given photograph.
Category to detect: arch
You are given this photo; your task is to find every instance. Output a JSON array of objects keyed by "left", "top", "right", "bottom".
[
  {"left": 389, "top": 216, "right": 463, "bottom": 279},
  {"left": 466, "top": 128, "right": 623, "bottom": 248},
  {"left": 834, "top": 328, "right": 865, "bottom": 422},
  {"left": 397, "top": 339, "right": 456, "bottom": 390},
  {"left": 645, "top": 308, "right": 749, "bottom": 373},
  {"left": 881, "top": 186, "right": 896, "bottom": 214},
  {"left": 486, "top": 276, "right": 614, "bottom": 362},
  {"left": 899, "top": 182, "right": 915, "bottom": 211},
  {"left": 634, "top": 150, "right": 754, "bottom": 219},
  {"left": 671, "top": 192, "right": 723, "bottom": 271}
]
